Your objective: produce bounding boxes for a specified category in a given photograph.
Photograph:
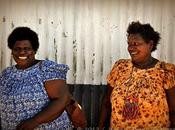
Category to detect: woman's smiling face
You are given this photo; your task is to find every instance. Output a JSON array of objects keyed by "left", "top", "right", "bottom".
[
  {"left": 12, "top": 40, "right": 36, "bottom": 69},
  {"left": 127, "top": 34, "right": 153, "bottom": 64}
]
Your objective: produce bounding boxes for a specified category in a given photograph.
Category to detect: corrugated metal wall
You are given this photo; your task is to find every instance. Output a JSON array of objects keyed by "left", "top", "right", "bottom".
[{"left": 0, "top": 0, "right": 175, "bottom": 85}]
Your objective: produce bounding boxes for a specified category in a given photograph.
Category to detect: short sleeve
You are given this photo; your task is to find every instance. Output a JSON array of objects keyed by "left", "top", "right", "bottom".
[
  {"left": 107, "top": 61, "right": 119, "bottom": 88},
  {"left": 40, "top": 60, "right": 69, "bottom": 81},
  {"left": 163, "top": 63, "right": 175, "bottom": 89},
  {"left": 107, "top": 59, "right": 130, "bottom": 88}
]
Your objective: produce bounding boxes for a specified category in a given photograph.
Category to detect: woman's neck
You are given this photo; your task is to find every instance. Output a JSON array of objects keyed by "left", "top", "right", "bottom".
[
  {"left": 16, "top": 59, "right": 40, "bottom": 70},
  {"left": 132, "top": 57, "right": 158, "bottom": 69}
]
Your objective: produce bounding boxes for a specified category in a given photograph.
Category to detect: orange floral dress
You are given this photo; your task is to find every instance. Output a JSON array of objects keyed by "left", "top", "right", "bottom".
[{"left": 107, "top": 59, "right": 175, "bottom": 129}]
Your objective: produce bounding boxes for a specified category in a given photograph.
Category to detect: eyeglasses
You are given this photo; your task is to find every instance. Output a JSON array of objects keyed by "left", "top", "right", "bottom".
[{"left": 12, "top": 47, "right": 33, "bottom": 53}]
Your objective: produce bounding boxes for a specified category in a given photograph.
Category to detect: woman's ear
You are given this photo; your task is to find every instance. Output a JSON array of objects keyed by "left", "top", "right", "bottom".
[{"left": 149, "top": 40, "right": 154, "bottom": 51}]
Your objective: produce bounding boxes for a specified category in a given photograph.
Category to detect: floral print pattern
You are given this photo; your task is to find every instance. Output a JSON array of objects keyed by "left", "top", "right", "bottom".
[
  {"left": 0, "top": 60, "right": 72, "bottom": 130},
  {"left": 107, "top": 59, "right": 175, "bottom": 129}
]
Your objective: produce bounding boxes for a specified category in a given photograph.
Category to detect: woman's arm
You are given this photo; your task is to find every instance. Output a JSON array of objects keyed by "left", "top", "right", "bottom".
[
  {"left": 98, "top": 84, "right": 113, "bottom": 130},
  {"left": 165, "top": 87, "right": 175, "bottom": 128},
  {"left": 16, "top": 79, "right": 71, "bottom": 130}
]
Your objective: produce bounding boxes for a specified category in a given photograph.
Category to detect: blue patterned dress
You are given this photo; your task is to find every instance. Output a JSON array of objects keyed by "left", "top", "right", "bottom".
[{"left": 0, "top": 60, "right": 72, "bottom": 130}]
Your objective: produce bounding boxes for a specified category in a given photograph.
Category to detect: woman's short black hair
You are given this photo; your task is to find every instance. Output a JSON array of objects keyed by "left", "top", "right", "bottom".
[
  {"left": 127, "top": 21, "right": 161, "bottom": 52},
  {"left": 8, "top": 27, "right": 39, "bottom": 52}
]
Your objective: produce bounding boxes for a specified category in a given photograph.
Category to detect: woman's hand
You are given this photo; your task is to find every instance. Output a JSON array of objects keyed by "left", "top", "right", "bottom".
[{"left": 16, "top": 118, "right": 39, "bottom": 130}]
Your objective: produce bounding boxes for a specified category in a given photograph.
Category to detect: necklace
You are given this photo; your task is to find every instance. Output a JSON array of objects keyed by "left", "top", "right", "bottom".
[{"left": 122, "top": 67, "right": 148, "bottom": 120}]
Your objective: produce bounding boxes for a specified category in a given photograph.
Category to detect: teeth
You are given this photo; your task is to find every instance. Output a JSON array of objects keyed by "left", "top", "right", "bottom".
[
  {"left": 19, "top": 57, "right": 27, "bottom": 60},
  {"left": 131, "top": 52, "right": 137, "bottom": 55}
]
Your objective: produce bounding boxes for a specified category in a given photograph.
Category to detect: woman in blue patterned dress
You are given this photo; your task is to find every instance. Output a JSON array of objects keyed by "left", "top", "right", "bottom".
[{"left": 0, "top": 27, "right": 72, "bottom": 130}]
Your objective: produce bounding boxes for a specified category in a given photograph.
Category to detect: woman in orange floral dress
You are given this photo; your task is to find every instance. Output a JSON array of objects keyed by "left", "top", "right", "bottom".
[{"left": 99, "top": 21, "right": 175, "bottom": 129}]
